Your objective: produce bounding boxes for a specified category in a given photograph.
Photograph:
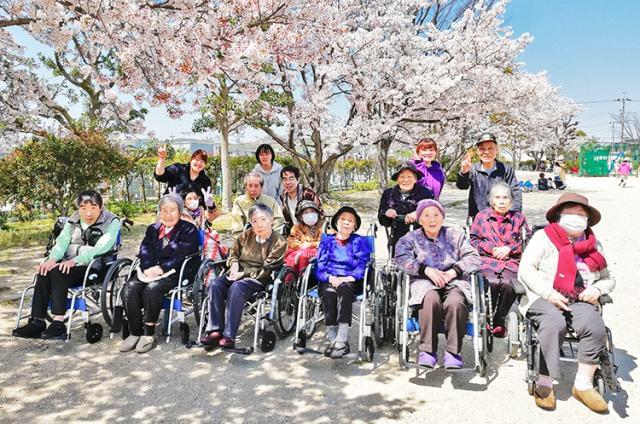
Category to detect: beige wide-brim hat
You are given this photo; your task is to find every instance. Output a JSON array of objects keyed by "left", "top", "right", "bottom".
[{"left": 545, "top": 193, "right": 601, "bottom": 227}]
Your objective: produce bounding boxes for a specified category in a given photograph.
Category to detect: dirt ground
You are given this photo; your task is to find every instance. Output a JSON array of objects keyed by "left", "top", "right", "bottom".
[{"left": 0, "top": 173, "right": 638, "bottom": 423}]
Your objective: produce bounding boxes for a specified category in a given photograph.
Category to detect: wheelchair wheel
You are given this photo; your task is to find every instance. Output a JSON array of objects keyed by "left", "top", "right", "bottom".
[
  {"left": 302, "top": 298, "right": 317, "bottom": 337},
  {"left": 478, "top": 356, "right": 487, "bottom": 377},
  {"left": 180, "top": 322, "right": 190, "bottom": 345},
  {"left": 594, "top": 369, "right": 605, "bottom": 396},
  {"left": 364, "top": 336, "right": 375, "bottom": 362},
  {"left": 85, "top": 322, "right": 103, "bottom": 344},
  {"left": 192, "top": 259, "right": 218, "bottom": 327},
  {"left": 274, "top": 267, "right": 298, "bottom": 338},
  {"left": 294, "top": 330, "right": 307, "bottom": 353},
  {"left": 260, "top": 330, "right": 277, "bottom": 353},
  {"left": 100, "top": 258, "right": 132, "bottom": 328}
]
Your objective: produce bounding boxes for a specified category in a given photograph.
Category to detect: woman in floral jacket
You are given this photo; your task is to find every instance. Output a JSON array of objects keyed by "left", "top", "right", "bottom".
[{"left": 395, "top": 199, "right": 480, "bottom": 369}]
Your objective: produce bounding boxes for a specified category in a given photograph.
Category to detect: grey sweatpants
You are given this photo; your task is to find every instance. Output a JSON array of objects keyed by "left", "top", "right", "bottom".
[{"left": 527, "top": 298, "right": 607, "bottom": 378}]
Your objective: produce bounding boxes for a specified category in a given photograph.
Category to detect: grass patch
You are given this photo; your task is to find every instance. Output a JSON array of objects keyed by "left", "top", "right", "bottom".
[{"left": 0, "top": 218, "right": 54, "bottom": 250}]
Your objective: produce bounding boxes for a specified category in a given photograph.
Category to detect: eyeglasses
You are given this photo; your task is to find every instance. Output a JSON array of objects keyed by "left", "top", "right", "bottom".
[{"left": 282, "top": 177, "right": 298, "bottom": 182}]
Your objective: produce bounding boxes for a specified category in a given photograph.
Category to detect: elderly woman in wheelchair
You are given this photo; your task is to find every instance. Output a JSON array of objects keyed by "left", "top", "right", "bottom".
[
  {"left": 314, "top": 206, "right": 373, "bottom": 359},
  {"left": 13, "top": 190, "right": 121, "bottom": 340},
  {"left": 518, "top": 193, "right": 614, "bottom": 413},
  {"left": 119, "top": 194, "right": 199, "bottom": 353},
  {"left": 469, "top": 182, "right": 531, "bottom": 338},
  {"left": 395, "top": 199, "right": 481, "bottom": 369},
  {"left": 199, "top": 203, "right": 287, "bottom": 350}
]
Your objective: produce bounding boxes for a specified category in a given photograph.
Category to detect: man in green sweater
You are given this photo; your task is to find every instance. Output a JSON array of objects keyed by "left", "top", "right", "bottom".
[
  {"left": 14, "top": 190, "right": 121, "bottom": 339},
  {"left": 231, "top": 171, "right": 285, "bottom": 236}
]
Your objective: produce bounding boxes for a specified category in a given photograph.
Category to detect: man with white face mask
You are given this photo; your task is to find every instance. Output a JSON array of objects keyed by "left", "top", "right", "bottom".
[
  {"left": 279, "top": 165, "right": 322, "bottom": 229},
  {"left": 517, "top": 193, "right": 615, "bottom": 413}
]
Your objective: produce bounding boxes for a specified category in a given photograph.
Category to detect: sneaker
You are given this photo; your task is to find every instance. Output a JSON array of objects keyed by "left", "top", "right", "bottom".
[
  {"left": 418, "top": 351, "right": 437, "bottom": 368},
  {"left": 13, "top": 318, "right": 46, "bottom": 338},
  {"left": 200, "top": 331, "right": 222, "bottom": 346},
  {"left": 491, "top": 325, "right": 507, "bottom": 338},
  {"left": 443, "top": 351, "right": 464, "bottom": 369},
  {"left": 135, "top": 335, "right": 156, "bottom": 353},
  {"left": 324, "top": 341, "right": 335, "bottom": 357},
  {"left": 330, "top": 341, "right": 350, "bottom": 359},
  {"left": 120, "top": 335, "right": 141, "bottom": 352},
  {"left": 42, "top": 321, "right": 67, "bottom": 340},
  {"left": 219, "top": 337, "right": 235, "bottom": 349}
]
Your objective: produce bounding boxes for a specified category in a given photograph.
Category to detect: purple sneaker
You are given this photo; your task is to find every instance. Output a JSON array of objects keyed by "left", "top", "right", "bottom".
[
  {"left": 443, "top": 351, "right": 464, "bottom": 369},
  {"left": 418, "top": 351, "right": 437, "bottom": 368}
]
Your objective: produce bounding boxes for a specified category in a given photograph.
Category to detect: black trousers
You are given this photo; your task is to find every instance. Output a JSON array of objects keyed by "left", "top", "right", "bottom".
[
  {"left": 320, "top": 280, "right": 360, "bottom": 326},
  {"left": 32, "top": 266, "right": 88, "bottom": 317},
  {"left": 483, "top": 269, "right": 517, "bottom": 327},
  {"left": 121, "top": 273, "right": 178, "bottom": 336}
]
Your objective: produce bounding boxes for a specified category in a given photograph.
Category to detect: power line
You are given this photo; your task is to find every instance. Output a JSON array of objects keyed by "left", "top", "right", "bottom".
[{"left": 576, "top": 99, "right": 636, "bottom": 104}]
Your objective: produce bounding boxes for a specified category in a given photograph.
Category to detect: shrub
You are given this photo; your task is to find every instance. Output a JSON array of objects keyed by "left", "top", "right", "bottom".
[{"left": 352, "top": 181, "right": 378, "bottom": 191}]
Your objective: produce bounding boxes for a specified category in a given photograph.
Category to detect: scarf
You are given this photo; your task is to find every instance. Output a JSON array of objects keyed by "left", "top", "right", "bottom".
[
  {"left": 158, "top": 224, "right": 174, "bottom": 240},
  {"left": 544, "top": 223, "right": 607, "bottom": 297}
]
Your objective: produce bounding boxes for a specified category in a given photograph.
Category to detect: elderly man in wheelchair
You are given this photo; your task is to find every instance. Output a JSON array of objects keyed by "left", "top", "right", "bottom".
[
  {"left": 13, "top": 190, "right": 121, "bottom": 340},
  {"left": 518, "top": 193, "right": 615, "bottom": 413}
]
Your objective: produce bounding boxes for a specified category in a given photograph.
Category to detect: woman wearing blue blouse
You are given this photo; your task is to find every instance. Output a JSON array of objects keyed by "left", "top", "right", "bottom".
[{"left": 315, "top": 206, "right": 371, "bottom": 359}]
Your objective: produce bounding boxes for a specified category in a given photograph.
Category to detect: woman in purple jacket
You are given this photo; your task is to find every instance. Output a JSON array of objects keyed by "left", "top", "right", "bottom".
[
  {"left": 315, "top": 206, "right": 372, "bottom": 359},
  {"left": 119, "top": 195, "right": 199, "bottom": 354},
  {"left": 410, "top": 138, "right": 446, "bottom": 200}
]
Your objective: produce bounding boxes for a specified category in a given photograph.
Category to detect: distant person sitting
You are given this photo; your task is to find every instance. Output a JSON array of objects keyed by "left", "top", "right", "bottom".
[
  {"left": 538, "top": 173, "right": 550, "bottom": 191},
  {"left": 553, "top": 176, "right": 566, "bottom": 190},
  {"left": 231, "top": 172, "right": 285, "bottom": 236}
]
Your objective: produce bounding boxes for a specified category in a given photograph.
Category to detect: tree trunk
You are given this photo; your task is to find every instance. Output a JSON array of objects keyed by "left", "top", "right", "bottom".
[
  {"left": 220, "top": 124, "right": 232, "bottom": 212},
  {"left": 376, "top": 137, "right": 393, "bottom": 193}
]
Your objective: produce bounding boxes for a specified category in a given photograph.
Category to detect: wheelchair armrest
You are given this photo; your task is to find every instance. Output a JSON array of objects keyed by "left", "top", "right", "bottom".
[{"left": 599, "top": 294, "right": 613, "bottom": 305}]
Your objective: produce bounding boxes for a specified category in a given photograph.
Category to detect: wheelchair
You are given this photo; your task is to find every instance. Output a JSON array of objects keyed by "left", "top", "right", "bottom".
[
  {"left": 14, "top": 218, "right": 132, "bottom": 343},
  {"left": 396, "top": 270, "right": 492, "bottom": 377},
  {"left": 293, "top": 223, "right": 378, "bottom": 362},
  {"left": 101, "top": 228, "right": 205, "bottom": 345},
  {"left": 522, "top": 294, "right": 620, "bottom": 396},
  {"left": 373, "top": 215, "right": 412, "bottom": 347},
  {"left": 189, "top": 258, "right": 294, "bottom": 355}
]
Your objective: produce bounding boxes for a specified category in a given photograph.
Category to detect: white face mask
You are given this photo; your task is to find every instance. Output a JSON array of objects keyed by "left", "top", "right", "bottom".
[
  {"left": 558, "top": 214, "right": 588, "bottom": 234},
  {"left": 187, "top": 200, "right": 199, "bottom": 211},
  {"left": 301, "top": 212, "right": 319, "bottom": 226}
]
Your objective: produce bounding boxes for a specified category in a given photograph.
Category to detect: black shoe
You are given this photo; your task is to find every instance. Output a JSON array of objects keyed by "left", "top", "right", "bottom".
[
  {"left": 42, "top": 321, "right": 67, "bottom": 340},
  {"left": 324, "top": 341, "right": 335, "bottom": 357},
  {"left": 13, "top": 318, "right": 46, "bottom": 338},
  {"left": 330, "top": 341, "right": 350, "bottom": 359}
]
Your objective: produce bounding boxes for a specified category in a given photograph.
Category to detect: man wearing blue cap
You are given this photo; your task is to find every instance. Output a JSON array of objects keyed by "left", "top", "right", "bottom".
[{"left": 456, "top": 132, "right": 522, "bottom": 218}]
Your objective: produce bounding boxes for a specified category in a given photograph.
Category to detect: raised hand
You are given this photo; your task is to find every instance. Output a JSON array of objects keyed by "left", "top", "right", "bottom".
[
  {"left": 158, "top": 144, "right": 168, "bottom": 160},
  {"left": 461, "top": 151, "right": 473, "bottom": 174},
  {"left": 201, "top": 187, "right": 215, "bottom": 208}
]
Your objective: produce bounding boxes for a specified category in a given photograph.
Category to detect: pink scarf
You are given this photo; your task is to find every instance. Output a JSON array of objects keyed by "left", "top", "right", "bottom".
[{"left": 544, "top": 223, "right": 607, "bottom": 297}]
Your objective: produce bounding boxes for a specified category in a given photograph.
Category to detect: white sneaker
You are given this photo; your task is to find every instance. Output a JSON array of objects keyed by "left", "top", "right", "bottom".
[
  {"left": 120, "top": 335, "right": 140, "bottom": 352},
  {"left": 135, "top": 335, "right": 157, "bottom": 353}
]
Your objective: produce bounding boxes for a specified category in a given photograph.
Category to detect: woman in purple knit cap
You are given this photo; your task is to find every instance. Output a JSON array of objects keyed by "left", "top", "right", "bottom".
[
  {"left": 410, "top": 138, "right": 446, "bottom": 200},
  {"left": 394, "top": 199, "right": 480, "bottom": 369}
]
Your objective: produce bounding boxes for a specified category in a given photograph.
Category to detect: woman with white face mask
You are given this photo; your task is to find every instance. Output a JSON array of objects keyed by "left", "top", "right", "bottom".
[
  {"left": 517, "top": 193, "right": 615, "bottom": 413},
  {"left": 181, "top": 190, "right": 226, "bottom": 261},
  {"left": 284, "top": 200, "right": 323, "bottom": 275}
]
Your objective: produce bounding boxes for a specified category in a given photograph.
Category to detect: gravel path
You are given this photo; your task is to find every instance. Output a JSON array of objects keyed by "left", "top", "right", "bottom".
[{"left": 0, "top": 174, "right": 638, "bottom": 423}]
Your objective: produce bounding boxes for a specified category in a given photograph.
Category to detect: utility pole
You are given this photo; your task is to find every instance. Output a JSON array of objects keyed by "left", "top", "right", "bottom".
[
  {"left": 610, "top": 121, "right": 615, "bottom": 144},
  {"left": 617, "top": 95, "right": 631, "bottom": 147}
]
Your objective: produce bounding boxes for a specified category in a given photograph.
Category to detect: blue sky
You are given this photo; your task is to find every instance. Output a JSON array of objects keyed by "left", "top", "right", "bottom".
[
  {"left": 505, "top": 0, "right": 640, "bottom": 142},
  {"left": 9, "top": 0, "right": 640, "bottom": 143}
]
